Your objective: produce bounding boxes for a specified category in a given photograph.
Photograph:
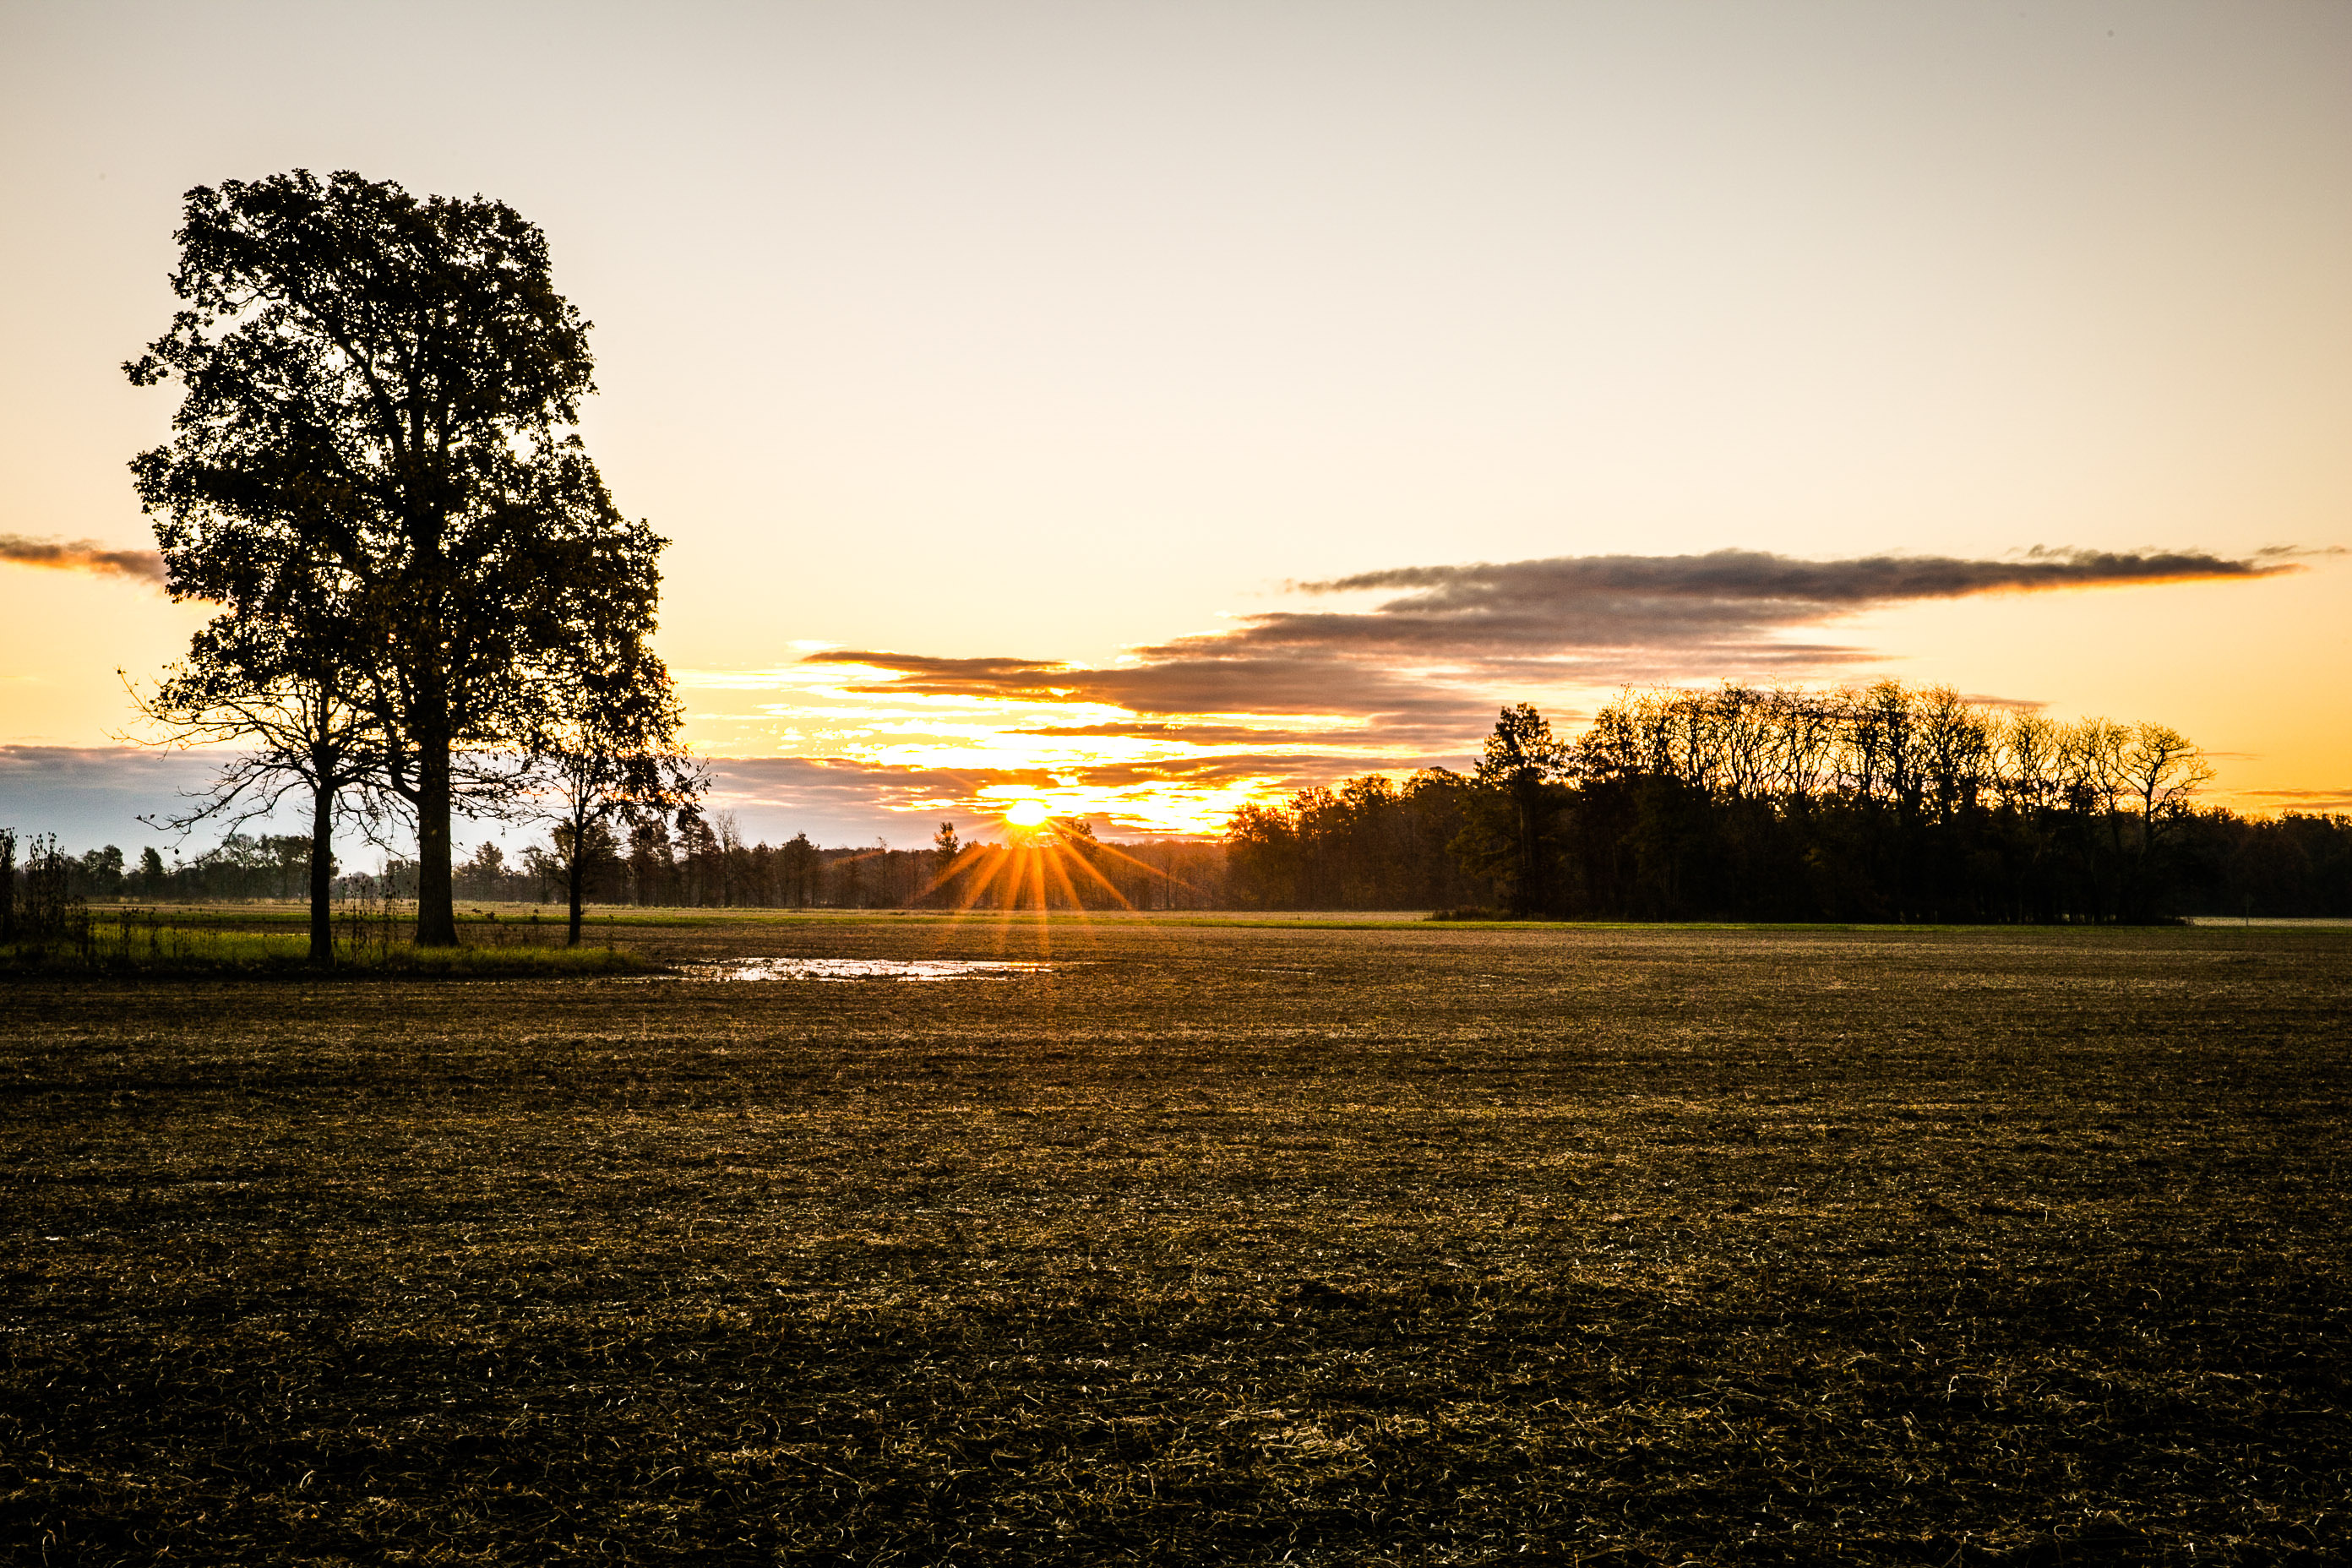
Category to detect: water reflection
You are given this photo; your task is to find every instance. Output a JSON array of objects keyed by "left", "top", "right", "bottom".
[{"left": 676, "top": 957, "right": 1054, "bottom": 983}]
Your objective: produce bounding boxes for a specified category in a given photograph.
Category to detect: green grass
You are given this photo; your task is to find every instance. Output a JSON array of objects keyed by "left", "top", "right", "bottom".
[
  {"left": 3, "top": 919, "right": 2345, "bottom": 1564},
  {"left": 357, "top": 942, "right": 653, "bottom": 976}
]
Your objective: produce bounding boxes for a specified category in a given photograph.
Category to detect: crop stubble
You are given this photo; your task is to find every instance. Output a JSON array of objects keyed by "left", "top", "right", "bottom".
[{"left": 2, "top": 920, "right": 2346, "bottom": 1564}]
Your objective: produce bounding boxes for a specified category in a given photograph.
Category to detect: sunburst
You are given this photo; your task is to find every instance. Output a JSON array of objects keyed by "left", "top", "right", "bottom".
[{"left": 906, "top": 808, "right": 1211, "bottom": 933}]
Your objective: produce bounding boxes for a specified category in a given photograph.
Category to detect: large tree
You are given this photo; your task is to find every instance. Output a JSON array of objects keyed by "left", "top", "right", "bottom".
[{"left": 128, "top": 169, "right": 667, "bottom": 945}]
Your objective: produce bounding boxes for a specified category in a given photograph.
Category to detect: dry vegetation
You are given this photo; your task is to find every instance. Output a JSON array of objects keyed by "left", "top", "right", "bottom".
[{"left": 3, "top": 917, "right": 2346, "bottom": 1565}]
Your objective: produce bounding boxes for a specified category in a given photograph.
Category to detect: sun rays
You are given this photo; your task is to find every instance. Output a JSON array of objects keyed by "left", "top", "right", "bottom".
[{"left": 903, "top": 818, "right": 1210, "bottom": 934}]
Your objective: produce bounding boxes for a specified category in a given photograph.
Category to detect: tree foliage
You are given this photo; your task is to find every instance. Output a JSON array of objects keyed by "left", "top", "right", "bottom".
[
  {"left": 1462, "top": 704, "right": 1572, "bottom": 915},
  {"left": 1225, "top": 772, "right": 1496, "bottom": 911}
]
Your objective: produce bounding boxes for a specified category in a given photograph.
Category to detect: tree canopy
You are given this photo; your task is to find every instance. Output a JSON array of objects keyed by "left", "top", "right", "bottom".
[{"left": 1467, "top": 702, "right": 1571, "bottom": 915}]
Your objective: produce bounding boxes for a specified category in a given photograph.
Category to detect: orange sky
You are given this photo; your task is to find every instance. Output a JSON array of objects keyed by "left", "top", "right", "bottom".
[{"left": 3, "top": 2, "right": 2347, "bottom": 847}]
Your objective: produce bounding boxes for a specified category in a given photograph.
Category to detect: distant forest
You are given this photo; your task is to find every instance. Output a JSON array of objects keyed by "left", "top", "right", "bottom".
[
  {"left": 1227, "top": 682, "right": 2352, "bottom": 922},
  {"left": 10, "top": 819, "right": 1231, "bottom": 914},
  {"left": 9, "top": 680, "right": 2349, "bottom": 921}
]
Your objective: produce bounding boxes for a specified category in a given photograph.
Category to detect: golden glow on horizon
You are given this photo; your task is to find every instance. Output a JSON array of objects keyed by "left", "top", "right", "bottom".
[
  {"left": 1002, "top": 799, "right": 1051, "bottom": 827},
  {"left": 671, "top": 659, "right": 1430, "bottom": 836}
]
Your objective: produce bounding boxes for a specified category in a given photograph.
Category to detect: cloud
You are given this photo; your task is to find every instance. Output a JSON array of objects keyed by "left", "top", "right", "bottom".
[
  {"left": 1251, "top": 547, "right": 2294, "bottom": 660},
  {"left": 797, "top": 652, "right": 1075, "bottom": 700},
  {"left": 0, "top": 534, "right": 166, "bottom": 584},
  {"left": 798, "top": 654, "right": 1488, "bottom": 760},
  {"left": 1011, "top": 721, "right": 1357, "bottom": 743},
  {"left": 804, "top": 547, "right": 2289, "bottom": 726},
  {"left": 709, "top": 755, "right": 999, "bottom": 810},
  {"left": 2230, "top": 787, "right": 2352, "bottom": 812}
]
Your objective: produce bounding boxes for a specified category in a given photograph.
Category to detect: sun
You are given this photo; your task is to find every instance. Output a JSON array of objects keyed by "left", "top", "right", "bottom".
[{"left": 1003, "top": 799, "right": 1051, "bottom": 828}]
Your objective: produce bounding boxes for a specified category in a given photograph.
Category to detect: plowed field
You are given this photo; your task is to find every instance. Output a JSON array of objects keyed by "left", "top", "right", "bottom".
[{"left": 3, "top": 917, "right": 2345, "bottom": 1564}]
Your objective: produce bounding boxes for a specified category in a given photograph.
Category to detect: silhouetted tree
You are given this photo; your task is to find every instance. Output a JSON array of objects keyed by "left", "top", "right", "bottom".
[
  {"left": 1551, "top": 682, "right": 2220, "bottom": 923},
  {"left": 128, "top": 169, "right": 667, "bottom": 945},
  {"left": 780, "top": 832, "right": 820, "bottom": 906},
  {"left": 1463, "top": 703, "right": 1571, "bottom": 915},
  {"left": 2179, "top": 810, "right": 2352, "bottom": 917},
  {"left": 531, "top": 638, "right": 700, "bottom": 943},
  {"left": 125, "top": 550, "right": 389, "bottom": 965}
]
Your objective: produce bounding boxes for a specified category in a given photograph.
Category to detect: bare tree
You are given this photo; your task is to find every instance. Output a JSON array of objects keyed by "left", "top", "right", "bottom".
[
  {"left": 123, "top": 573, "right": 393, "bottom": 965},
  {"left": 531, "top": 643, "right": 700, "bottom": 945},
  {"left": 1916, "top": 685, "right": 1993, "bottom": 824},
  {"left": 2118, "top": 724, "right": 2213, "bottom": 853},
  {"left": 1996, "top": 710, "right": 2064, "bottom": 812}
]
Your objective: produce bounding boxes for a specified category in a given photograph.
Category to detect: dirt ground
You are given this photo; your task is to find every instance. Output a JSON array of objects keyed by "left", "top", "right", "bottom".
[{"left": 3, "top": 916, "right": 2346, "bottom": 1564}]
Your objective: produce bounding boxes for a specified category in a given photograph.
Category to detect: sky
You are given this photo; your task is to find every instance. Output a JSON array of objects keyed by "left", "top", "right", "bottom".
[{"left": 3, "top": 0, "right": 2347, "bottom": 855}]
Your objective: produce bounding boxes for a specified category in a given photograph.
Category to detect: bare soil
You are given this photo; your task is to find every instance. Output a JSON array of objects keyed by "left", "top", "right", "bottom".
[{"left": 3, "top": 917, "right": 2345, "bottom": 1565}]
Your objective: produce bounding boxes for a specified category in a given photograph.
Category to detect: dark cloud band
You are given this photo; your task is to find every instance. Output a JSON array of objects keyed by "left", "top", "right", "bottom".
[
  {"left": 1296, "top": 547, "right": 2284, "bottom": 605},
  {"left": 0, "top": 535, "right": 166, "bottom": 583},
  {"left": 1232, "top": 547, "right": 2294, "bottom": 658},
  {"left": 803, "top": 547, "right": 2289, "bottom": 722}
]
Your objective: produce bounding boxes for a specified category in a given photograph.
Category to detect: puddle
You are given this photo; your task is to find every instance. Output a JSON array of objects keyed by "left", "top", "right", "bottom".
[{"left": 672, "top": 957, "right": 1055, "bottom": 983}]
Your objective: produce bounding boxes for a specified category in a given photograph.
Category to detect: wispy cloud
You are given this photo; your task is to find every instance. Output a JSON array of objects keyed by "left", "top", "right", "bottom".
[
  {"left": 0, "top": 534, "right": 166, "bottom": 584},
  {"left": 1264, "top": 547, "right": 2291, "bottom": 659},
  {"left": 2232, "top": 786, "right": 2352, "bottom": 811}
]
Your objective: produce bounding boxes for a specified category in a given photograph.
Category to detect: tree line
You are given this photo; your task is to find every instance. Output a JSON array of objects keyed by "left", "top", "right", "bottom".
[
  {"left": 21, "top": 833, "right": 318, "bottom": 904},
  {"left": 527, "top": 814, "right": 1228, "bottom": 911},
  {"left": 12, "top": 814, "right": 1237, "bottom": 914},
  {"left": 1225, "top": 773, "right": 1500, "bottom": 911},
  {"left": 1223, "top": 682, "right": 2349, "bottom": 922}
]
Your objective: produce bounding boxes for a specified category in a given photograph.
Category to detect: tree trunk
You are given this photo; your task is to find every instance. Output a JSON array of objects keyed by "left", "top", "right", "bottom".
[
  {"left": 308, "top": 778, "right": 335, "bottom": 966},
  {"left": 416, "top": 740, "right": 459, "bottom": 946},
  {"left": 1511, "top": 781, "right": 1545, "bottom": 917},
  {"left": 567, "top": 825, "right": 585, "bottom": 947}
]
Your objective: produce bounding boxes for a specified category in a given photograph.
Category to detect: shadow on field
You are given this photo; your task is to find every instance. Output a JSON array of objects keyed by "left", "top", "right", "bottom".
[{"left": 3, "top": 920, "right": 2345, "bottom": 1564}]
